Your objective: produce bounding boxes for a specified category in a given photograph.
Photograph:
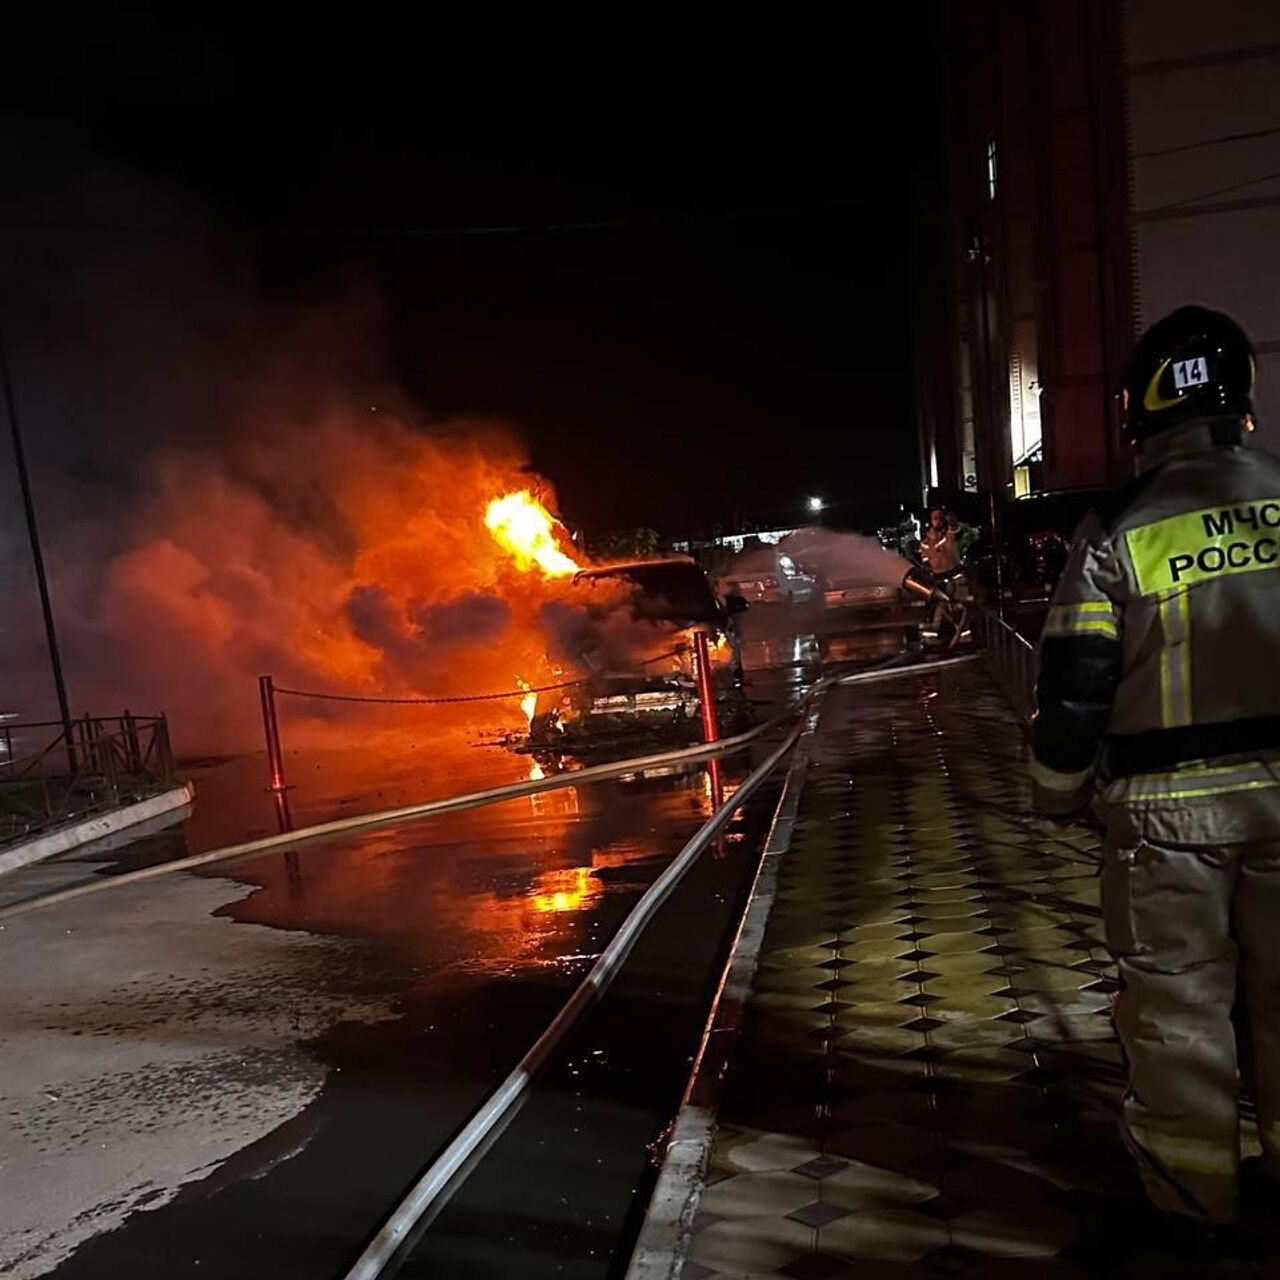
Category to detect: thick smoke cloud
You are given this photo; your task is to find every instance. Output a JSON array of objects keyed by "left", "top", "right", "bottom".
[
  {"left": 777, "top": 528, "right": 910, "bottom": 586},
  {"left": 347, "top": 588, "right": 514, "bottom": 689},
  {"left": 538, "top": 587, "right": 678, "bottom": 676},
  {"left": 0, "top": 163, "right": 579, "bottom": 752}
]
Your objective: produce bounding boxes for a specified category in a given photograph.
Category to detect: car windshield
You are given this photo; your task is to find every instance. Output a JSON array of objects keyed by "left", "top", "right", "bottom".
[{"left": 576, "top": 563, "right": 721, "bottom": 623}]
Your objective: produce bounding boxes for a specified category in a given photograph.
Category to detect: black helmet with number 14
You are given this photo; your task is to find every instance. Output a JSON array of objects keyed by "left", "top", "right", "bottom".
[{"left": 1119, "top": 304, "right": 1257, "bottom": 442}]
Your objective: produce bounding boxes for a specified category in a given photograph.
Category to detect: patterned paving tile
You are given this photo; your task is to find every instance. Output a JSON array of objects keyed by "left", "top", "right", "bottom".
[
  {"left": 718, "top": 1131, "right": 825, "bottom": 1173},
  {"left": 688, "top": 1217, "right": 815, "bottom": 1274},
  {"left": 701, "top": 1171, "right": 819, "bottom": 1219},
  {"left": 684, "top": 667, "right": 1257, "bottom": 1278},
  {"left": 818, "top": 1206, "right": 949, "bottom": 1263}
]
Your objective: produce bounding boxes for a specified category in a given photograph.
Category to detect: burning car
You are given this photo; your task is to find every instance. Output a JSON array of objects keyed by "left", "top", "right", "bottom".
[{"left": 528, "top": 557, "right": 747, "bottom": 749}]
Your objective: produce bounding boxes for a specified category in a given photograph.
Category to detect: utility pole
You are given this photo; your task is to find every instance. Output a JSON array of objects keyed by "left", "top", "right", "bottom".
[{"left": 0, "top": 325, "right": 75, "bottom": 752}]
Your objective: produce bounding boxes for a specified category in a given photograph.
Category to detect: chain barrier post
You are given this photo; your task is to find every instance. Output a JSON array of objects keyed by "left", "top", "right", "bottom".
[
  {"left": 693, "top": 629, "right": 720, "bottom": 744},
  {"left": 259, "top": 675, "right": 288, "bottom": 793}
]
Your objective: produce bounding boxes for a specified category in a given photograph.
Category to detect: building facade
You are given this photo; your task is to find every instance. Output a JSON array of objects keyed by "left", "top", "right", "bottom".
[{"left": 923, "top": 0, "right": 1280, "bottom": 509}]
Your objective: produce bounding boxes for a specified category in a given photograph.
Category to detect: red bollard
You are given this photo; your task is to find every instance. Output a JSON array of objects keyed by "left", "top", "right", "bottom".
[
  {"left": 693, "top": 629, "right": 720, "bottom": 744},
  {"left": 258, "top": 674, "right": 288, "bottom": 792}
]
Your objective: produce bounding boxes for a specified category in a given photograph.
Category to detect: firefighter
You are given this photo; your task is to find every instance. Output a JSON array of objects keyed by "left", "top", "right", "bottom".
[
  {"left": 920, "top": 508, "right": 960, "bottom": 575},
  {"left": 1030, "top": 305, "right": 1280, "bottom": 1229}
]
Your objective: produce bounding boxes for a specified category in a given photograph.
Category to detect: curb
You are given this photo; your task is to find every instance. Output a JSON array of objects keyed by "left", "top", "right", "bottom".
[
  {"left": 0, "top": 783, "right": 195, "bottom": 877},
  {"left": 624, "top": 696, "right": 823, "bottom": 1280}
]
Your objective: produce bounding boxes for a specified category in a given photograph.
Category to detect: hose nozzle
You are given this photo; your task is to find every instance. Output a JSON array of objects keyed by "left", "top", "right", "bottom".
[
  {"left": 901, "top": 565, "right": 943, "bottom": 603},
  {"left": 901, "top": 565, "right": 968, "bottom": 649}
]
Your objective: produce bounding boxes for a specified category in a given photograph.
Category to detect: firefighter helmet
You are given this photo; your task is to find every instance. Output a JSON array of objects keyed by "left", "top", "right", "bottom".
[{"left": 1119, "top": 305, "right": 1257, "bottom": 442}]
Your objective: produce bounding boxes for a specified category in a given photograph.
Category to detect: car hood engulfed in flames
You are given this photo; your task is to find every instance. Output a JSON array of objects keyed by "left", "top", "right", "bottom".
[
  {"left": 465, "top": 491, "right": 746, "bottom": 753},
  {"left": 523, "top": 566, "right": 745, "bottom": 759}
]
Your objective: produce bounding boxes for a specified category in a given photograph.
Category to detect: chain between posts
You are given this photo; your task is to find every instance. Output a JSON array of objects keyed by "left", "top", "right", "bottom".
[{"left": 255, "top": 648, "right": 692, "bottom": 792}]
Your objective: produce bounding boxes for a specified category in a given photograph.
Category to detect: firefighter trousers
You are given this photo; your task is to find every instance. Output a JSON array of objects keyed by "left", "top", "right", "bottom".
[
  {"left": 1100, "top": 830, "right": 1280, "bottom": 1222},
  {"left": 1100, "top": 829, "right": 1280, "bottom": 1218}
]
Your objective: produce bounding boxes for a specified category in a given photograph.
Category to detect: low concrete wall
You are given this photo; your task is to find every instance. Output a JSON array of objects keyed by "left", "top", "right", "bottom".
[{"left": 0, "top": 784, "right": 195, "bottom": 877}]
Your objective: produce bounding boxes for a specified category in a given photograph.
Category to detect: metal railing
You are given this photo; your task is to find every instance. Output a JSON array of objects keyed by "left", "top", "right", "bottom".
[
  {"left": 0, "top": 714, "right": 175, "bottom": 847},
  {"left": 972, "top": 606, "right": 1037, "bottom": 724}
]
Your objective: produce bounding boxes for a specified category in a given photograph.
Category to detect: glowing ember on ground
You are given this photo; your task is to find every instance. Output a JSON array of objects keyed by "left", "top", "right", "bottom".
[{"left": 484, "top": 490, "right": 579, "bottom": 577}]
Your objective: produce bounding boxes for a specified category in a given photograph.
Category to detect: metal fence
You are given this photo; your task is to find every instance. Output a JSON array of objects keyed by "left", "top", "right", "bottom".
[
  {"left": 972, "top": 607, "right": 1037, "bottom": 724},
  {"left": 0, "top": 714, "right": 175, "bottom": 847}
]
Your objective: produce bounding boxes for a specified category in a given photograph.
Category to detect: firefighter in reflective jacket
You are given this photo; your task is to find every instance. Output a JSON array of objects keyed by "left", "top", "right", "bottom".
[{"left": 1032, "top": 306, "right": 1280, "bottom": 1227}]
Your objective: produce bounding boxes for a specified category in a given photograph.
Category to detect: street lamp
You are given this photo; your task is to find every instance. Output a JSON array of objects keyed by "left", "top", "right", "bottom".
[
  {"left": 0, "top": 326, "right": 74, "bottom": 757},
  {"left": 807, "top": 496, "right": 824, "bottom": 513}
]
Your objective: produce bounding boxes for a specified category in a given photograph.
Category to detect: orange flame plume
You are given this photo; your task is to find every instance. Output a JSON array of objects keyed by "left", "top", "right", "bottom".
[{"left": 484, "top": 490, "right": 580, "bottom": 578}]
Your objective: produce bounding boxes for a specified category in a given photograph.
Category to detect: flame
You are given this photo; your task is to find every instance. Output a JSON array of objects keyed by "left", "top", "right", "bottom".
[
  {"left": 485, "top": 490, "right": 579, "bottom": 577},
  {"left": 517, "top": 676, "right": 537, "bottom": 726}
]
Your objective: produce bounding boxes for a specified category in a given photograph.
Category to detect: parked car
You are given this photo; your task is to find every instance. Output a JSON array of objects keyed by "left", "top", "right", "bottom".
[
  {"left": 530, "top": 557, "right": 748, "bottom": 749},
  {"left": 777, "top": 529, "right": 915, "bottom": 620},
  {"left": 820, "top": 580, "right": 903, "bottom": 611},
  {"left": 716, "top": 547, "right": 815, "bottom": 604}
]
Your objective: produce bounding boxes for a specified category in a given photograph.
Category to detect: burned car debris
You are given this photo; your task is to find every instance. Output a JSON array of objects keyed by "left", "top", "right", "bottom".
[{"left": 527, "top": 557, "right": 748, "bottom": 752}]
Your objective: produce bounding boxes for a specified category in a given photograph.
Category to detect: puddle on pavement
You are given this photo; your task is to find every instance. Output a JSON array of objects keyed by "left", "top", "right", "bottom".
[{"left": 209, "top": 762, "right": 740, "bottom": 975}]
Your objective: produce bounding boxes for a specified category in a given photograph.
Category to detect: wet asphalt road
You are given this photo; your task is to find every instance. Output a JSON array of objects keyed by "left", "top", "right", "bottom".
[
  {"left": 35, "top": 762, "right": 778, "bottom": 1280},
  {"left": 7, "top": 604, "right": 918, "bottom": 1278}
]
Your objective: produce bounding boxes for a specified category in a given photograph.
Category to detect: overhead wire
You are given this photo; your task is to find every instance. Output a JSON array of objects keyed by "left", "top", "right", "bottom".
[
  {"left": 1142, "top": 166, "right": 1280, "bottom": 216},
  {"left": 1133, "top": 122, "right": 1280, "bottom": 159}
]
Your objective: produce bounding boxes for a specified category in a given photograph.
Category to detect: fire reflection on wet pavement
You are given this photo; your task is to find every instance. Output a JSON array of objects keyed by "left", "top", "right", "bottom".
[{"left": 217, "top": 764, "right": 727, "bottom": 976}]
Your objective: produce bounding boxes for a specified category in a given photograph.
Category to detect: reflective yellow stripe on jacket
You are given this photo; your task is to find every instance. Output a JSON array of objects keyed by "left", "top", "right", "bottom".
[
  {"left": 1127, "top": 1125, "right": 1237, "bottom": 1177},
  {"left": 1104, "top": 759, "right": 1280, "bottom": 803},
  {"left": 1042, "top": 600, "right": 1119, "bottom": 640},
  {"left": 1157, "top": 589, "right": 1193, "bottom": 728}
]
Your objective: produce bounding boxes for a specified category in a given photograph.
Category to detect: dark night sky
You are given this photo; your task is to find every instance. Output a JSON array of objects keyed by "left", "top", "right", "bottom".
[{"left": 1, "top": 11, "right": 941, "bottom": 536}]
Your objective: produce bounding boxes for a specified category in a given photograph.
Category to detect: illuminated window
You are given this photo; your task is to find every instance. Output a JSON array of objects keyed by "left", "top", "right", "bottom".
[
  {"left": 1008, "top": 336, "right": 1042, "bottom": 470},
  {"left": 986, "top": 134, "right": 998, "bottom": 201}
]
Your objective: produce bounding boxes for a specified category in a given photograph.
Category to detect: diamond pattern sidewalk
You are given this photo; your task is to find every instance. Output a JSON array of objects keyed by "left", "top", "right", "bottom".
[{"left": 682, "top": 663, "right": 1266, "bottom": 1279}]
